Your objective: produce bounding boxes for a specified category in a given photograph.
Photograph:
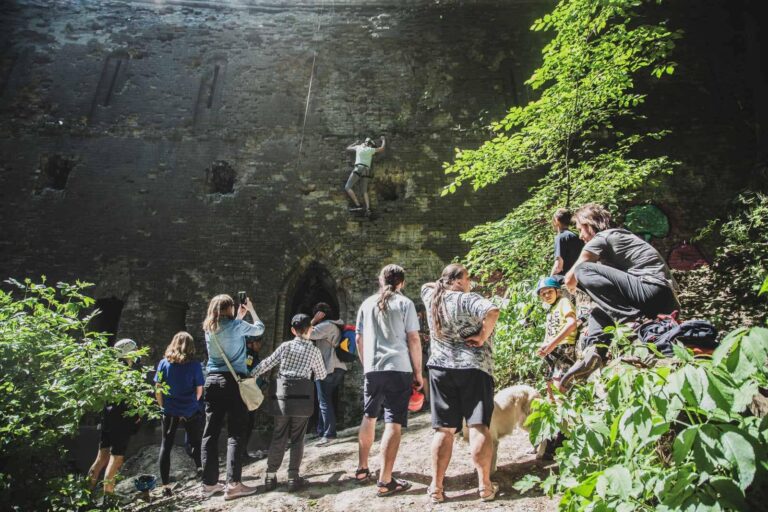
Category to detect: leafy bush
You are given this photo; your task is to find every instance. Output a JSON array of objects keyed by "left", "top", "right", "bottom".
[
  {"left": 677, "top": 193, "right": 768, "bottom": 331},
  {"left": 0, "top": 278, "right": 159, "bottom": 510},
  {"left": 443, "top": 0, "right": 680, "bottom": 284},
  {"left": 493, "top": 280, "right": 548, "bottom": 388},
  {"left": 520, "top": 325, "right": 768, "bottom": 511}
]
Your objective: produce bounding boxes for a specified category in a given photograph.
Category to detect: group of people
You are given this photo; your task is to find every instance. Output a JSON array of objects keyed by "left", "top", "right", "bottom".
[
  {"left": 87, "top": 201, "right": 680, "bottom": 505},
  {"left": 536, "top": 204, "right": 680, "bottom": 397}
]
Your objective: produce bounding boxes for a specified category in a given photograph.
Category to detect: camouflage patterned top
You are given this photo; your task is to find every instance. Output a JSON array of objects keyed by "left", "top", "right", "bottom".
[{"left": 420, "top": 284, "right": 498, "bottom": 377}]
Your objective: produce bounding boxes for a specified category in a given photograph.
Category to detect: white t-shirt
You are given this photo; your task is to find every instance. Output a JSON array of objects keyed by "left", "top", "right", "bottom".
[
  {"left": 355, "top": 292, "right": 420, "bottom": 374},
  {"left": 354, "top": 145, "right": 376, "bottom": 167}
]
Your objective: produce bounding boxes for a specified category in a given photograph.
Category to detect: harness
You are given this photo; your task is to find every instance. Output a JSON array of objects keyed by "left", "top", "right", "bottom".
[{"left": 352, "top": 163, "right": 372, "bottom": 178}]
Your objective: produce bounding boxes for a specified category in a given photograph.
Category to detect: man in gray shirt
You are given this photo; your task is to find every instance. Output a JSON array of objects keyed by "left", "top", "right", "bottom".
[
  {"left": 309, "top": 302, "right": 347, "bottom": 444},
  {"left": 354, "top": 264, "right": 422, "bottom": 497},
  {"left": 564, "top": 203, "right": 680, "bottom": 338}
]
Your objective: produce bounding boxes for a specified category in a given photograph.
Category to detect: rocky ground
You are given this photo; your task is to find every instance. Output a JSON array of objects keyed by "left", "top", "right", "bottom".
[{"left": 112, "top": 411, "right": 558, "bottom": 512}]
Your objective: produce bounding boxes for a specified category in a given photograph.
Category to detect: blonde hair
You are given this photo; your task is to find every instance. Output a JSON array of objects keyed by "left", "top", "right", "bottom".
[
  {"left": 164, "top": 331, "right": 196, "bottom": 364},
  {"left": 203, "top": 294, "right": 235, "bottom": 333}
]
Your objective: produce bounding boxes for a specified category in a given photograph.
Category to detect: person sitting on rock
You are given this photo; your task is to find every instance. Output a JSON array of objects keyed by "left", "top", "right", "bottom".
[{"left": 345, "top": 136, "right": 385, "bottom": 215}]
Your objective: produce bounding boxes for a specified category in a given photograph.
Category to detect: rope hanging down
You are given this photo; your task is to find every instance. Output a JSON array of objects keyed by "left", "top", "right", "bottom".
[{"left": 296, "top": 3, "right": 325, "bottom": 166}]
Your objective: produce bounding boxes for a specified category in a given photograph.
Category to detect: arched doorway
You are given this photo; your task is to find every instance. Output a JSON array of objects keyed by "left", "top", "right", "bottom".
[{"left": 284, "top": 261, "right": 339, "bottom": 334}]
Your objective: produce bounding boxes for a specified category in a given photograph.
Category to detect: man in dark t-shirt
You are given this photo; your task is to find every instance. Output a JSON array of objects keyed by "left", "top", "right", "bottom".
[
  {"left": 564, "top": 204, "right": 679, "bottom": 337},
  {"left": 551, "top": 208, "right": 584, "bottom": 276}
]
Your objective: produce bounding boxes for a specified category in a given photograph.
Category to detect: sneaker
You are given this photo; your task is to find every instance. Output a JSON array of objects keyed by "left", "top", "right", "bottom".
[
  {"left": 224, "top": 482, "right": 258, "bottom": 501},
  {"left": 348, "top": 206, "right": 364, "bottom": 212},
  {"left": 317, "top": 436, "right": 335, "bottom": 446},
  {"left": 264, "top": 474, "right": 278, "bottom": 492},
  {"left": 200, "top": 482, "right": 225, "bottom": 498},
  {"left": 287, "top": 476, "right": 308, "bottom": 492}
]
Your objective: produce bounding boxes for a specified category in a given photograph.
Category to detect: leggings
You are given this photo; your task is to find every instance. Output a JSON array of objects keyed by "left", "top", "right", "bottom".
[{"left": 159, "top": 413, "right": 203, "bottom": 485}]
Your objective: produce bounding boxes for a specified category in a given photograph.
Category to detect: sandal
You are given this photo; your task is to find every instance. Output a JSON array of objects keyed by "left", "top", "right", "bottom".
[
  {"left": 479, "top": 482, "right": 499, "bottom": 502},
  {"left": 376, "top": 477, "right": 411, "bottom": 497},
  {"left": 354, "top": 467, "right": 371, "bottom": 485},
  {"left": 427, "top": 485, "right": 445, "bottom": 504}
]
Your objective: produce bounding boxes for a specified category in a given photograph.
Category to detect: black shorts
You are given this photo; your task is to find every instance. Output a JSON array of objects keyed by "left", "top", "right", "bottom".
[
  {"left": 363, "top": 371, "right": 412, "bottom": 427},
  {"left": 98, "top": 406, "right": 134, "bottom": 456},
  {"left": 429, "top": 367, "right": 494, "bottom": 430}
]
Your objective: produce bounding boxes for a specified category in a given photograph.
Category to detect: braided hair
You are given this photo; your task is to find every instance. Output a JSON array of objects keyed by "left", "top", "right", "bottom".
[
  {"left": 377, "top": 264, "right": 405, "bottom": 312},
  {"left": 428, "top": 263, "right": 467, "bottom": 337}
]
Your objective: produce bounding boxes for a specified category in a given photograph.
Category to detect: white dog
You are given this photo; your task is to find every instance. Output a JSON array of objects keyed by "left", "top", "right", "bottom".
[{"left": 462, "top": 384, "right": 541, "bottom": 473}]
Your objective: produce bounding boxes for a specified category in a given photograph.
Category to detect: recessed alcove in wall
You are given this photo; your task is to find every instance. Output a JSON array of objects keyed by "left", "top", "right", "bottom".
[
  {"left": 39, "top": 154, "right": 76, "bottom": 191},
  {"left": 89, "top": 297, "right": 124, "bottom": 345},
  {"left": 205, "top": 160, "right": 236, "bottom": 194},
  {"left": 284, "top": 262, "right": 339, "bottom": 336},
  {"left": 152, "top": 301, "right": 189, "bottom": 353},
  {"left": 374, "top": 173, "right": 406, "bottom": 202}
]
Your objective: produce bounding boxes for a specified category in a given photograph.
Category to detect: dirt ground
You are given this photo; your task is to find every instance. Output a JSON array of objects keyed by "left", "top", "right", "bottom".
[{"left": 115, "top": 411, "right": 558, "bottom": 512}]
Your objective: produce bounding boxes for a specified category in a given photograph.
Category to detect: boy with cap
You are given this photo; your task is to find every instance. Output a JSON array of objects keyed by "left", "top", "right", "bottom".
[
  {"left": 535, "top": 277, "right": 578, "bottom": 398},
  {"left": 251, "top": 314, "right": 327, "bottom": 492},
  {"left": 88, "top": 339, "right": 142, "bottom": 501}
]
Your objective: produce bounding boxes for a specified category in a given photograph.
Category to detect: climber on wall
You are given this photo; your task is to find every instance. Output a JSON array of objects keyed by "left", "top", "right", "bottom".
[{"left": 345, "top": 136, "right": 386, "bottom": 217}]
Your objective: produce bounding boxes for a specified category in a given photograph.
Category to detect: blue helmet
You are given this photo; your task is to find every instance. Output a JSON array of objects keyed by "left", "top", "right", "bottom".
[{"left": 534, "top": 276, "right": 562, "bottom": 295}]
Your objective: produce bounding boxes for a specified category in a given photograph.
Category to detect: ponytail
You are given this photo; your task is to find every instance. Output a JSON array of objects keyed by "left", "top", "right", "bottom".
[
  {"left": 377, "top": 264, "right": 405, "bottom": 312},
  {"left": 428, "top": 263, "right": 467, "bottom": 337}
]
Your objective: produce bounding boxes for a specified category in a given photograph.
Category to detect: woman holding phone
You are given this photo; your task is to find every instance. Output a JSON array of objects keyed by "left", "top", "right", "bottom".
[{"left": 200, "top": 293, "right": 264, "bottom": 501}]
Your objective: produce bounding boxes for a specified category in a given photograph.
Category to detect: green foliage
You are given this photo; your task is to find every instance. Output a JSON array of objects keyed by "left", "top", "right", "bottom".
[
  {"left": 493, "top": 280, "right": 548, "bottom": 388},
  {"left": 443, "top": 0, "right": 680, "bottom": 283},
  {"left": 0, "top": 278, "right": 159, "bottom": 510},
  {"left": 678, "top": 192, "right": 768, "bottom": 330},
  {"left": 524, "top": 326, "right": 768, "bottom": 511}
]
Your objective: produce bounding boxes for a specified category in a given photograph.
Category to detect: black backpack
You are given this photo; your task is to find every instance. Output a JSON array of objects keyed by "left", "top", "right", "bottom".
[{"left": 650, "top": 319, "right": 719, "bottom": 357}]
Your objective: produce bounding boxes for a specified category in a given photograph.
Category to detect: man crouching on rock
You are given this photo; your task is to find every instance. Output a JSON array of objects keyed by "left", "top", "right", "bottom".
[{"left": 353, "top": 264, "right": 423, "bottom": 497}]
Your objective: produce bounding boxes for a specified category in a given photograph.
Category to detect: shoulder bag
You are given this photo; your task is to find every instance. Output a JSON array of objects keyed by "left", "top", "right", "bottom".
[{"left": 209, "top": 332, "right": 264, "bottom": 411}]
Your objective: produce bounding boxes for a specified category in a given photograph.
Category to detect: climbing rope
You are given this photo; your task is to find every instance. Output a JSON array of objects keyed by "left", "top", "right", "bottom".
[{"left": 296, "top": 2, "right": 325, "bottom": 165}]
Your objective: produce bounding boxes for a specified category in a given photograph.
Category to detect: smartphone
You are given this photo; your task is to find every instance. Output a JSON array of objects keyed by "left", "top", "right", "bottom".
[{"left": 238, "top": 291, "right": 247, "bottom": 306}]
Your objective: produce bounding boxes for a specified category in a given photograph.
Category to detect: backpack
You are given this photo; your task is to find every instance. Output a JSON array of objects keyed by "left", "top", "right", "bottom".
[
  {"left": 335, "top": 324, "right": 358, "bottom": 363},
  {"left": 654, "top": 319, "right": 719, "bottom": 357}
]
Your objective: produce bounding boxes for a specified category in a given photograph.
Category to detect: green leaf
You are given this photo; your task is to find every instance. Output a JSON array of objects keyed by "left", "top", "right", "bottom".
[
  {"left": 596, "top": 465, "right": 632, "bottom": 500},
  {"left": 720, "top": 430, "right": 756, "bottom": 490},
  {"left": 672, "top": 342, "right": 693, "bottom": 362},
  {"left": 759, "top": 275, "right": 768, "bottom": 296},
  {"left": 673, "top": 426, "right": 698, "bottom": 465},
  {"left": 512, "top": 474, "right": 541, "bottom": 495}
]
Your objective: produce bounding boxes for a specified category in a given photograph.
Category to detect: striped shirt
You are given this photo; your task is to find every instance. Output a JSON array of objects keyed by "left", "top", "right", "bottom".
[{"left": 251, "top": 337, "right": 327, "bottom": 381}]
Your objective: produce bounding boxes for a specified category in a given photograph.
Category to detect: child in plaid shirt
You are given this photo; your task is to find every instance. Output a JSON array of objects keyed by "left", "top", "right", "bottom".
[{"left": 251, "top": 314, "right": 326, "bottom": 492}]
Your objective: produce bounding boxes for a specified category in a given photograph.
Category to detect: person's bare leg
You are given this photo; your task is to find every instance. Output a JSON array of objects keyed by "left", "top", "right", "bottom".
[
  {"left": 378, "top": 423, "right": 402, "bottom": 485},
  {"left": 103, "top": 455, "right": 125, "bottom": 494},
  {"left": 469, "top": 425, "right": 493, "bottom": 493},
  {"left": 430, "top": 428, "right": 455, "bottom": 492},
  {"left": 346, "top": 187, "right": 361, "bottom": 207},
  {"left": 363, "top": 190, "right": 370, "bottom": 212},
  {"left": 357, "top": 416, "right": 376, "bottom": 473},
  {"left": 88, "top": 448, "right": 110, "bottom": 489}
]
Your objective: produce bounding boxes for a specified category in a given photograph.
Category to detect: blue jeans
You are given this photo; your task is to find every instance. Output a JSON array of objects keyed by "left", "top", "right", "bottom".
[{"left": 315, "top": 369, "right": 345, "bottom": 438}]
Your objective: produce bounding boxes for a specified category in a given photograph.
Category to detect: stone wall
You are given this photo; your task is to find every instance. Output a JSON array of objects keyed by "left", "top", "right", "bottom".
[
  {"left": 0, "top": 0, "right": 551, "bottom": 427},
  {"left": 0, "top": 0, "right": 765, "bottom": 429}
]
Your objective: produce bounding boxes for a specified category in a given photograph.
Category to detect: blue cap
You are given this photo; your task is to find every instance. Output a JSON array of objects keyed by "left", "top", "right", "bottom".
[{"left": 535, "top": 276, "right": 561, "bottom": 295}]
